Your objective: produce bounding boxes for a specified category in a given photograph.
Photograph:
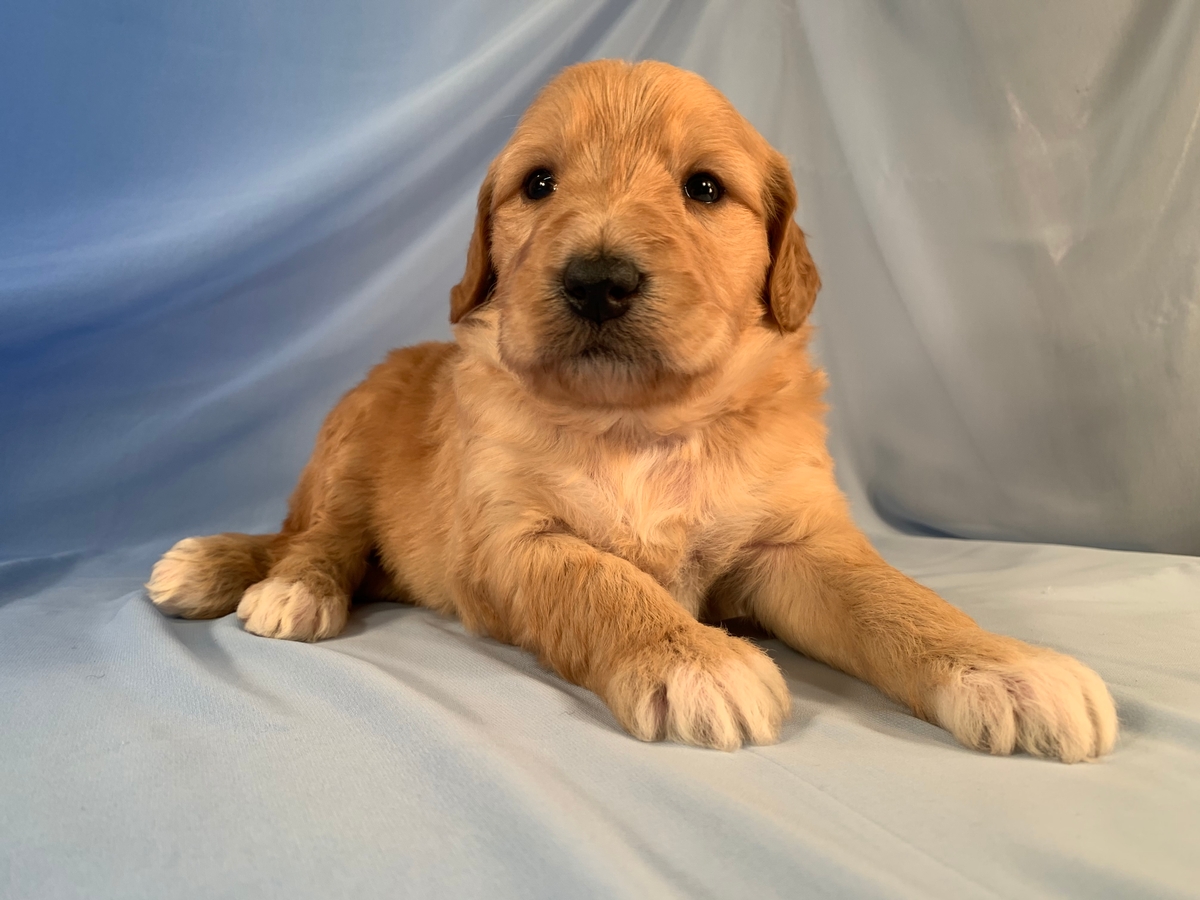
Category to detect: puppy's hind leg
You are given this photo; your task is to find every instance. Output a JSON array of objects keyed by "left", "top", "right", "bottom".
[
  {"left": 147, "top": 532, "right": 280, "bottom": 619},
  {"left": 233, "top": 379, "right": 379, "bottom": 642}
]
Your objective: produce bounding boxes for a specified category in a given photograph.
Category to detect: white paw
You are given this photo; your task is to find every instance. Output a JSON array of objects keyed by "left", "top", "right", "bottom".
[
  {"left": 607, "top": 629, "right": 791, "bottom": 751},
  {"left": 930, "top": 645, "right": 1117, "bottom": 763},
  {"left": 237, "top": 578, "right": 348, "bottom": 642},
  {"left": 146, "top": 537, "right": 233, "bottom": 618},
  {"left": 146, "top": 538, "right": 203, "bottom": 615}
]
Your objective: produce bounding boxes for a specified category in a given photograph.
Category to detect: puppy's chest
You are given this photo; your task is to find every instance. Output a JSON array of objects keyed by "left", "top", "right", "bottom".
[{"left": 552, "top": 448, "right": 753, "bottom": 608}]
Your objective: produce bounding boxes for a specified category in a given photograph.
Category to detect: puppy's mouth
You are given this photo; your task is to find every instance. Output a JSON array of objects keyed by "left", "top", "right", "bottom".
[
  {"left": 543, "top": 311, "right": 664, "bottom": 369},
  {"left": 572, "top": 334, "right": 653, "bottom": 366},
  {"left": 518, "top": 320, "right": 702, "bottom": 410},
  {"left": 493, "top": 280, "right": 705, "bottom": 409}
]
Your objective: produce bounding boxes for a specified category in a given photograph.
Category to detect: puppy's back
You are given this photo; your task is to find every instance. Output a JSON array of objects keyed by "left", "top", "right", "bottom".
[
  {"left": 350, "top": 341, "right": 464, "bottom": 606},
  {"left": 283, "top": 340, "right": 461, "bottom": 556}
]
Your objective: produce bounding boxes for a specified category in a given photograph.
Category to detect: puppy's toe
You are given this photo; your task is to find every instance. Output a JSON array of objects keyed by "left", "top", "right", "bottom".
[
  {"left": 930, "top": 642, "right": 1117, "bottom": 763},
  {"left": 237, "top": 578, "right": 348, "bottom": 642},
  {"left": 608, "top": 628, "right": 790, "bottom": 751}
]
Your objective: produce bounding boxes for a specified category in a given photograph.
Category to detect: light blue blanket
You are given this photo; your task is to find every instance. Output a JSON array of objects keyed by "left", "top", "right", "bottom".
[
  {"left": 4, "top": 520, "right": 1198, "bottom": 898},
  {"left": 2, "top": 2, "right": 1197, "bottom": 897}
]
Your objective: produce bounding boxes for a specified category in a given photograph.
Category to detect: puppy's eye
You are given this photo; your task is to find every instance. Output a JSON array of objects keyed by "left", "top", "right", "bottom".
[
  {"left": 683, "top": 172, "right": 723, "bottom": 204},
  {"left": 524, "top": 168, "right": 557, "bottom": 201}
]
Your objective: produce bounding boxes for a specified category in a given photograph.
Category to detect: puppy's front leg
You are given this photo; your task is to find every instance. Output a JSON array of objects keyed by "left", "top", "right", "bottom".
[
  {"left": 469, "top": 528, "right": 789, "bottom": 750},
  {"left": 740, "top": 512, "right": 1117, "bottom": 762}
]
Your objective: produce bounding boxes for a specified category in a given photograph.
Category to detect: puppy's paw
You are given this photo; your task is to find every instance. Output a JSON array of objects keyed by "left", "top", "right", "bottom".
[
  {"left": 237, "top": 578, "right": 348, "bottom": 642},
  {"left": 929, "top": 639, "right": 1117, "bottom": 763},
  {"left": 147, "top": 536, "right": 244, "bottom": 619},
  {"left": 606, "top": 627, "right": 790, "bottom": 751},
  {"left": 146, "top": 538, "right": 206, "bottom": 615}
]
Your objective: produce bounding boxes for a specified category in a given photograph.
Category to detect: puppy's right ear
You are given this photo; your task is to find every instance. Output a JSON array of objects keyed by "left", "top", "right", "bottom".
[{"left": 449, "top": 171, "right": 496, "bottom": 324}]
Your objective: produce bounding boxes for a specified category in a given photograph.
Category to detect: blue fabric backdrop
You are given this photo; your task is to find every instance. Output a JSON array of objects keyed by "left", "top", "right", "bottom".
[
  {"left": 4, "top": 1, "right": 1198, "bottom": 559},
  {"left": 2, "top": 2, "right": 1198, "bottom": 898}
]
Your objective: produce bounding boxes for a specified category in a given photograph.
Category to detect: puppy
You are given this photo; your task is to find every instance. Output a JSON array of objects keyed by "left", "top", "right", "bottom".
[{"left": 148, "top": 60, "right": 1117, "bottom": 761}]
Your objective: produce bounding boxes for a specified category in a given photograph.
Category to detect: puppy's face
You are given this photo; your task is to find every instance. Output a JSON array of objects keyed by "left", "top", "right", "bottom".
[{"left": 452, "top": 60, "right": 820, "bottom": 409}]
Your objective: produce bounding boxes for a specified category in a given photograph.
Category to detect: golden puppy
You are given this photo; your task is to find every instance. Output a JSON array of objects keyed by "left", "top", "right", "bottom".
[{"left": 148, "top": 60, "right": 1117, "bottom": 761}]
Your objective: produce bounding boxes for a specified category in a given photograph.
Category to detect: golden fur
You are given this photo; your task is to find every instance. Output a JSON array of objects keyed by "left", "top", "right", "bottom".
[{"left": 148, "top": 60, "right": 1117, "bottom": 761}]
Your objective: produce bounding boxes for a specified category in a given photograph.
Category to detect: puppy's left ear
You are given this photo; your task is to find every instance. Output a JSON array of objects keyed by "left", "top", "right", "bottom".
[
  {"left": 763, "top": 156, "right": 821, "bottom": 332},
  {"left": 450, "top": 170, "right": 497, "bottom": 324}
]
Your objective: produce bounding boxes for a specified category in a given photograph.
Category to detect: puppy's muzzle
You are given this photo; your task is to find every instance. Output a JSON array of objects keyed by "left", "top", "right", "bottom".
[{"left": 561, "top": 253, "right": 643, "bottom": 324}]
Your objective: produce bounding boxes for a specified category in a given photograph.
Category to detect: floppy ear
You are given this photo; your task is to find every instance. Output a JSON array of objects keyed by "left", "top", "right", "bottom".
[
  {"left": 763, "top": 158, "right": 821, "bottom": 332},
  {"left": 449, "top": 171, "right": 497, "bottom": 324}
]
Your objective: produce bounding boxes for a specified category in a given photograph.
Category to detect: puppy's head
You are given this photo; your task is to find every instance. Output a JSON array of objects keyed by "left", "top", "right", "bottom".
[{"left": 451, "top": 60, "right": 819, "bottom": 409}]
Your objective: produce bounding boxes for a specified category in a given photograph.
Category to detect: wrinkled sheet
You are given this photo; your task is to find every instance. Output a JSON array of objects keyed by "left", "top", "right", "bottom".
[
  {"left": 2, "top": 1, "right": 1199, "bottom": 897},
  {"left": 4, "top": 0, "right": 1198, "bottom": 559},
  {"left": 4, "top": 517, "right": 1199, "bottom": 899}
]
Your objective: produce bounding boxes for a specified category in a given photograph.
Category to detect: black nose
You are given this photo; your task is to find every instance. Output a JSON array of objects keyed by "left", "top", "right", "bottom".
[{"left": 561, "top": 254, "right": 642, "bottom": 324}]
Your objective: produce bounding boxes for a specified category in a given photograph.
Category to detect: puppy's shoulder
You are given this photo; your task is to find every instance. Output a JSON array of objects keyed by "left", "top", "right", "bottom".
[
  {"left": 330, "top": 341, "right": 459, "bottom": 440},
  {"left": 366, "top": 341, "right": 460, "bottom": 392}
]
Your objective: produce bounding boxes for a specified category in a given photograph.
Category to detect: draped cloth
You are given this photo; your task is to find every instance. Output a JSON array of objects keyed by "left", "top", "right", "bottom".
[{"left": 2, "top": 3, "right": 1197, "bottom": 896}]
